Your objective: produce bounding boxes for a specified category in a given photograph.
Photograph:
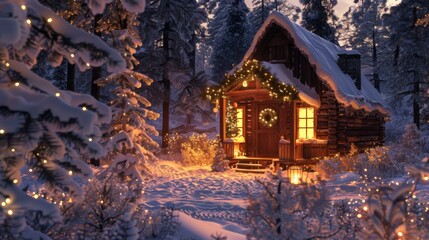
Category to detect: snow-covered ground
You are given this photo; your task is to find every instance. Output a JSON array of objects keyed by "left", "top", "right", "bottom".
[{"left": 143, "top": 160, "right": 429, "bottom": 239}]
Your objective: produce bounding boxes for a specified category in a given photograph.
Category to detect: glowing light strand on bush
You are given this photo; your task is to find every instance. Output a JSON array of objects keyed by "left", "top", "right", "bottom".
[{"left": 205, "top": 59, "right": 300, "bottom": 102}]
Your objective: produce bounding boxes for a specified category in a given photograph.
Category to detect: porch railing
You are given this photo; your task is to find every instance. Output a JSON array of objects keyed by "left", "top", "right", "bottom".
[{"left": 279, "top": 137, "right": 328, "bottom": 160}]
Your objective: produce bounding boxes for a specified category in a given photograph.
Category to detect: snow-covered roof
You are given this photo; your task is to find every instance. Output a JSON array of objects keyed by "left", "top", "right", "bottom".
[
  {"left": 241, "top": 12, "right": 388, "bottom": 114},
  {"left": 262, "top": 62, "right": 320, "bottom": 107}
]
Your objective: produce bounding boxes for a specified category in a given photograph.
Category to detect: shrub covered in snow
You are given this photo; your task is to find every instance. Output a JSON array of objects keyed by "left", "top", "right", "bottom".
[
  {"left": 246, "top": 178, "right": 346, "bottom": 239},
  {"left": 211, "top": 141, "right": 229, "bottom": 172},
  {"left": 39, "top": 174, "right": 178, "bottom": 239},
  {"left": 316, "top": 124, "right": 429, "bottom": 180},
  {"left": 180, "top": 133, "right": 217, "bottom": 166}
]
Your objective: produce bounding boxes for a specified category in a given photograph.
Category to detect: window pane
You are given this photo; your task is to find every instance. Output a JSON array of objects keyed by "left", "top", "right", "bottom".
[
  {"left": 298, "top": 128, "right": 307, "bottom": 139},
  {"left": 237, "top": 109, "right": 243, "bottom": 118},
  {"left": 307, "top": 128, "right": 314, "bottom": 139},
  {"left": 298, "top": 108, "right": 307, "bottom": 119},
  {"left": 237, "top": 119, "right": 243, "bottom": 128},
  {"left": 307, "top": 119, "right": 314, "bottom": 128},
  {"left": 307, "top": 107, "right": 314, "bottom": 117},
  {"left": 299, "top": 119, "right": 306, "bottom": 128}
]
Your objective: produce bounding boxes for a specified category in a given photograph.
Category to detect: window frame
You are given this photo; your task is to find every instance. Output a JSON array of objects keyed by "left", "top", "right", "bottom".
[{"left": 297, "top": 107, "right": 316, "bottom": 140}]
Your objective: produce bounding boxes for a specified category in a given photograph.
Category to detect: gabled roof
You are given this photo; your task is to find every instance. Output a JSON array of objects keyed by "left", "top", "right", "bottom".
[{"left": 238, "top": 12, "right": 388, "bottom": 114}]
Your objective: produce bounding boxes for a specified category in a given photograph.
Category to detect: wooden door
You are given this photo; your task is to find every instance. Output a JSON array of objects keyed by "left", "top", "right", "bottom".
[{"left": 254, "top": 102, "right": 280, "bottom": 157}]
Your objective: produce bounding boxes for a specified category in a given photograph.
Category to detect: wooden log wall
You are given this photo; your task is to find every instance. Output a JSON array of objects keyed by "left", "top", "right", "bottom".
[
  {"left": 316, "top": 89, "right": 338, "bottom": 156},
  {"left": 317, "top": 86, "right": 385, "bottom": 155},
  {"left": 344, "top": 108, "right": 385, "bottom": 152}
]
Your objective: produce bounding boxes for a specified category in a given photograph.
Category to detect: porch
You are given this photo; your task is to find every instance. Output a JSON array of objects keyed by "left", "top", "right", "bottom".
[{"left": 224, "top": 138, "right": 326, "bottom": 173}]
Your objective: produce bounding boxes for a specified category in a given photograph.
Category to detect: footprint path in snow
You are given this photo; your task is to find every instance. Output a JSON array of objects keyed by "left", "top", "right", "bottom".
[{"left": 143, "top": 160, "right": 263, "bottom": 227}]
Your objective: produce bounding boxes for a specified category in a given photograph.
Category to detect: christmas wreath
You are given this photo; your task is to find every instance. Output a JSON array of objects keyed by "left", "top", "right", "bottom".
[{"left": 259, "top": 108, "right": 278, "bottom": 128}]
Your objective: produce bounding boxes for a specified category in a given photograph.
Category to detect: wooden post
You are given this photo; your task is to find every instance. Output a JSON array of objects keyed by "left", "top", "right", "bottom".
[
  {"left": 290, "top": 101, "right": 296, "bottom": 161},
  {"left": 220, "top": 97, "right": 227, "bottom": 142}
]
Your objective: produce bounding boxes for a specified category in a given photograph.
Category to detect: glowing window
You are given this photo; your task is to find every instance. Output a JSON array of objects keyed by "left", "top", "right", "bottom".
[{"left": 298, "top": 107, "right": 315, "bottom": 139}]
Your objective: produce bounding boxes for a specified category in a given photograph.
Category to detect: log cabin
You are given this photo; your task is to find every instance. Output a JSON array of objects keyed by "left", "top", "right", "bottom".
[{"left": 206, "top": 13, "right": 388, "bottom": 172}]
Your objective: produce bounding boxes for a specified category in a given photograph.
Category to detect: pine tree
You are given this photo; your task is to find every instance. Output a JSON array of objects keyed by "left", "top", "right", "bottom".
[
  {"left": 139, "top": 0, "right": 206, "bottom": 148},
  {"left": 249, "top": 0, "right": 300, "bottom": 36},
  {"left": 103, "top": 212, "right": 139, "bottom": 240},
  {"left": 172, "top": 72, "right": 215, "bottom": 128},
  {"left": 383, "top": 0, "right": 429, "bottom": 129},
  {"left": 208, "top": 0, "right": 251, "bottom": 83},
  {"left": 226, "top": 101, "right": 239, "bottom": 138},
  {"left": 97, "top": 70, "right": 160, "bottom": 181},
  {"left": 300, "top": 0, "right": 338, "bottom": 43},
  {"left": 0, "top": 0, "right": 131, "bottom": 237},
  {"left": 341, "top": 0, "right": 387, "bottom": 92},
  {"left": 90, "top": 0, "right": 159, "bottom": 181}
]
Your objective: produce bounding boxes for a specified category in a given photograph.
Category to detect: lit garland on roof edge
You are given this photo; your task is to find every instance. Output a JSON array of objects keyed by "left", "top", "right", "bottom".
[{"left": 206, "top": 59, "right": 300, "bottom": 103}]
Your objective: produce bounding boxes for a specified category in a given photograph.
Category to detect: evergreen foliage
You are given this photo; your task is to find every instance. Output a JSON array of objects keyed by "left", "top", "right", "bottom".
[
  {"left": 103, "top": 212, "right": 139, "bottom": 240},
  {"left": 0, "top": 0, "right": 131, "bottom": 237},
  {"left": 249, "top": 0, "right": 300, "bottom": 35},
  {"left": 300, "top": 0, "right": 338, "bottom": 44},
  {"left": 138, "top": 0, "right": 208, "bottom": 147},
  {"left": 208, "top": 0, "right": 251, "bottom": 83},
  {"left": 340, "top": 0, "right": 387, "bottom": 92},
  {"left": 94, "top": 0, "right": 159, "bottom": 182},
  {"left": 211, "top": 141, "right": 229, "bottom": 172},
  {"left": 383, "top": 0, "right": 429, "bottom": 128},
  {"left": 97, "top": 70, "right": 160, "bottom": 181}
]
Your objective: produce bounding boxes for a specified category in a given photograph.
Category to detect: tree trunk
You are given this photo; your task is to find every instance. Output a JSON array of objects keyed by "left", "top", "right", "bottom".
[
  {"left": 91, "top": 14, "right": 102, "bottom": 100},
  {"left": 66, "top": 61, "right": 75, "bottom": 91},
  {"left": 372, "top": 28, "right": 380, "bottom": 92},
  {"left": 161, "top": 19, "right": 171, "bottom": 149},
  {"left": 189, "top": 33, "right": 196, "bottom": 77}
]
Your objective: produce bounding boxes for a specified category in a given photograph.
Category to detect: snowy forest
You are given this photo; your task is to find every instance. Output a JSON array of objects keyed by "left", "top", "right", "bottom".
[{"left": 0, "top": 0, "right": 429, "bottom": 239}]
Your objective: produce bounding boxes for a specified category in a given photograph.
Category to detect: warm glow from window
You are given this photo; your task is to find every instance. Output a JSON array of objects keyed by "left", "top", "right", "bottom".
[
  {"left": 298, "top": 107, "right": 315, "bottom": 139},
  {"left": 233, "top": 108, "right": 245, "bottom": 142}
]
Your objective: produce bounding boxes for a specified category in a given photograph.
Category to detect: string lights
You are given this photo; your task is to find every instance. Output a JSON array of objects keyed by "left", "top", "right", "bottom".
[{"left": 206, "top": 59, "right": 299, "bottom": 103}]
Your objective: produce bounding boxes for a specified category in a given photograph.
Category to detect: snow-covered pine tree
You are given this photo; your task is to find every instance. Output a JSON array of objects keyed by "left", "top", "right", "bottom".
[
  {"left": 249, "top": 0, "right": 274, "bottom": 33},
  {"left": 103, "top": 212, "right": 139, "bottom": 240},
  {"left": 92, "top": 0, "right": 159, "bottom": 181},
  {"left": 383, "top": 0, "right": 429, "bottom": 129},
  {"left": 211, "top": 141, "right": 228, "bottom": 172},
  {"left": 340, "top": 0, "right": 387, "bottom": 92},
  {"left": 172, "top": 72, "right": 215, "bottom": 128},
  {"left": 0, "top": 0, "right": 131, "bottom": 238},
  {"left": 249, "top": 0, "right": 300, "bottom": 36},
  {"left": 38, "top": 0, "right": 93, "bottom": 92},
  {"left": 97, "top": 70, "right": 159, "bottom": 181},
  {"left": 208, "top": 0, "right": 252, "bottom": 83},
  {"left": 300, "top": 0, "right": 338, "bottom": 44}
]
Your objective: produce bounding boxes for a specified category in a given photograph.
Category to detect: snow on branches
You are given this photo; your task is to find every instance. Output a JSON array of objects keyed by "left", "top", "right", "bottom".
[
  {"left": 97, "top": 70, "right": 159, "bottom": 182},
  {"left": 0, "top": 0, "right": 134, "bottom": 238},
  {"left": 87, "top": 0, "right": 146, "bottom": 15}
]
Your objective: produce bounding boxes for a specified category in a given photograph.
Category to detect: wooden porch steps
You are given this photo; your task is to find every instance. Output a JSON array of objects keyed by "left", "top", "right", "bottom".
[{"left": 231, "top": 157, "right": 277, "bottom": 173}]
